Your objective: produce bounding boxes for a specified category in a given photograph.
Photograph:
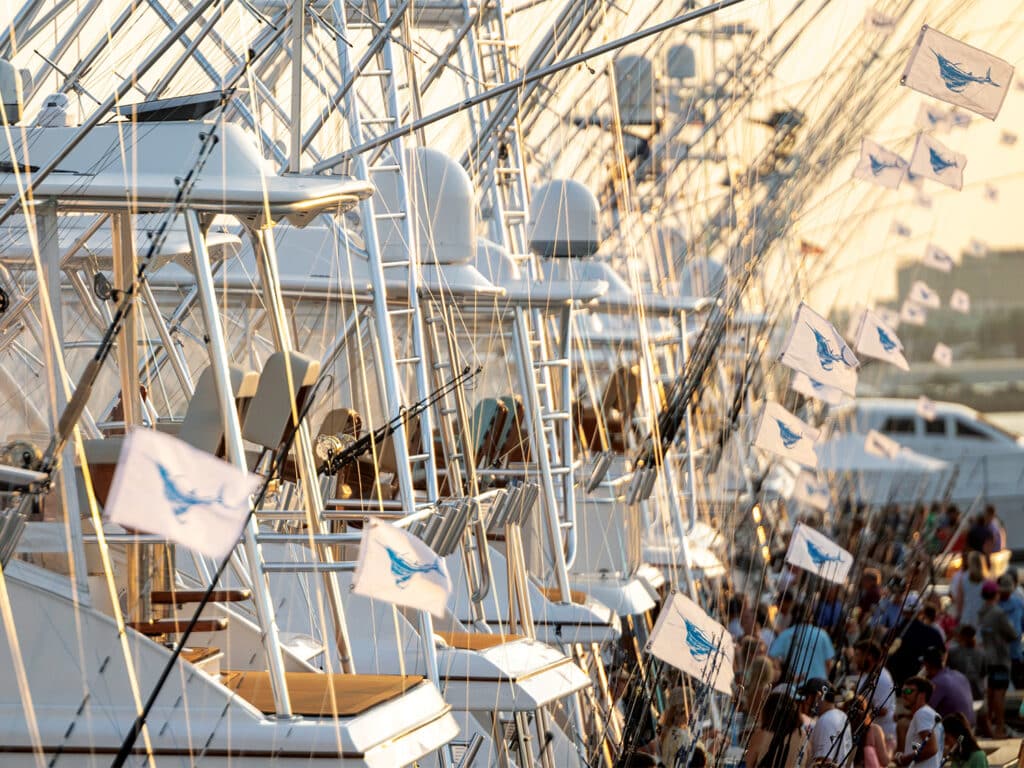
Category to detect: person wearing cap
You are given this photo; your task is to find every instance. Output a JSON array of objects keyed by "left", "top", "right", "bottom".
[
  {"left": 884, "top": 592, "right": 945, "bottom": 688},
  {"left": 801, "top": 679, "right": 852, "bottom": 767},
  {"left": 920, "top": 645, "right": 974, "bottom": 727},
  {"left": 996, "top": 573, "right": 1024, "bottom": 688},
  {"left": 893, "top": 676, "right": 942, "bottom": 768},
  {"left": 769, "top": 603, "right": 835, "bottom": 683},
  {"left": 978, "top": 578, "right": 1016, "bottom": 738},
  {"left": 853, "top": 640, "right": 897, "bottom": 749}
]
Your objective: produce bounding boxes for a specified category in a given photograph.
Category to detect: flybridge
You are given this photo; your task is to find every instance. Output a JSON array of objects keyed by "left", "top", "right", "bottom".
[{"left": 0, "top": 122, "right": 373, "bottom": 222}]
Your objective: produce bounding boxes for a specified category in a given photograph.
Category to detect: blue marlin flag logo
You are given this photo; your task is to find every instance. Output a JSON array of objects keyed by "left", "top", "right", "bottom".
[
  {"left": 155, "top": 461, "right": 227, "bottom": 520},
  {"left": 876, "top": 326, "right": 898, "bottom": 352},
  {"left": 933, "top": 50, "right": 1000, "bottom": 93},
  {"left": 928, "top": 147, "right": 957, "bottom": 174},
  {"left": 869, "top": 154, "right": 900, "bottom": 176},
  {"left": 683, "top": 618, "right": 717, "bottom": 662},
  {"left": 805, "top": 539, "right": 843, "bottom": 567},
  {"left": 384, "top": 545, "right": 444, "bottom": 587},
  {"left": 807, "top": 325, "right": 849, "bottom": 371},
  {"left": 775, "top": 419, "right": 802, "bottom": 448}
]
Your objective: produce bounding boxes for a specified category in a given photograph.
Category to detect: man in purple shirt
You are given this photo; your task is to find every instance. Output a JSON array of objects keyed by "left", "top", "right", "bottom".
[{"left": 921, "top": 646, "right": 975, "bottom": 726}]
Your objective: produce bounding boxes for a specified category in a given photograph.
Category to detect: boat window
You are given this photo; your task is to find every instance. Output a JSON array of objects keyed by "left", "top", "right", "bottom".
[
  {"left": 954, "top": 419, "right": 989, "bottom": 440},
  {"left": 924, "top": 418, "right": 946, "bottom": 436},
  {"left": 880, "top": 416, "right": 915, "bottom": 434}
]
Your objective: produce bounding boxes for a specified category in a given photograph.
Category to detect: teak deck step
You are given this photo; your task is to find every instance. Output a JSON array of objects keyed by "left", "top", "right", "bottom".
[
  {"left": 181, "top": 646, "right": 221, "bottom": 665},
  {"left": 129, "top": 617, "right": 229, "bottom": 636},
  {"left": 435, "top": 631, "right": 524, "bottom": 651},
  {"left": 539, "top": 586, "right": 588, "bottom": 605},
  {"left": 150, "top": 588, "right": 252, "bottom": 605},
  {"left": 220, "top": 671, "right": 424, "bottom": 717}
]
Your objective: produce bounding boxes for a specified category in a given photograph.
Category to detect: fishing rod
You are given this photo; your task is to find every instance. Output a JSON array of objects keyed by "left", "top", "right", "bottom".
[
  {"left": 314, "top": 365, "right": 481, "bottom": 476},
  {"left": 110, "top": 367, "right": 330, "bottom": 768}
]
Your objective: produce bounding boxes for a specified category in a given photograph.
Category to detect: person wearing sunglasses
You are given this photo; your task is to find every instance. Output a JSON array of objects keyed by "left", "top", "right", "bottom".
[{"left": 893, "top": 677, "right": 943, "bottom": 768}]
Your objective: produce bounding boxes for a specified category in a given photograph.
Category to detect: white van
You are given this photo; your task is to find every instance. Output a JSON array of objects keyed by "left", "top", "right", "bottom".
[{"left": 830, "top": 399, "right": 1024, "bottom": 552}]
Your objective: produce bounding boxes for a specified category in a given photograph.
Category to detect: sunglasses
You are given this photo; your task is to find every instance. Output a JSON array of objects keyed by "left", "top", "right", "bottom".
[{"left": 901, "top": 688, "right": 917, "bottom": 695}]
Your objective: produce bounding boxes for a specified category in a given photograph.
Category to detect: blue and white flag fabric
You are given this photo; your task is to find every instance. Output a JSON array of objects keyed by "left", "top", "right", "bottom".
[
  {"left": 754, "top": 400, "right": 820, "bottom": 468},
  {"left": 352, "top": 518, "right": 452, "bottom": 618},
  {"left": 969, "top": 238, "right": 988, "bottom": 257},
  {"left": 1001, "top": 131, "right": 1018, "bottom": 146},
  {"left": 933, "top": 342, "right": 953, "bottom": 368},
  {"left": 901, "top": 26, "right": 1014, "bottom": 120},
  {"left": 785, "top": 523, "right": 853, "bottom": 584},
  {"left": 909, "top": 133, "right": 965, "bottom": 191},
  {"left": 985, "top": 184, "right": 999, "bottom": 202},
  {"left": 909, "top": 279, "right": 941, "bottom": 308},
  {"left": 779, "top": 302, "right": 859, "bottom": 396},
  {"left": 917, "top": 102, "right": 952, "bottom": 133},
  {"left": 853, "top": 308, "right": 910, "bottom": 371},
  {"left": 914, "top": 190, "right": 934, "bottom": 209},
  {"left": 864, "top": 8, "right": 897, "bottom": 34},
  {"left": 950, "top": 289, "right": 970, "bottom": 314},
  {"left": 790, "top": 370, "right": 844, "bottom": 406},
  {"left": 900, "top": 300, "right": 928, "bottom": 326},
  {"left": 792, "top": 471, "right": 830, "bottom": 512},
  {"left": 917, "top": 395, "right": 938, "bottom": 422},
  {"left": 647, "top": 591, "right": 734, "bottom": 695},
  {"left": 922, "top": 244, "right": 954, "bottom": 272},
  {"left": 104, "top": 427, "right": 259, "bottom": 560},
  {"left": 852, "top": 138, "right": 907, "bottom": 189},
  {"left": 950, "top": 112, "right": 972, "bottom": 129},
  {"left": 865, "top": 429, "right": 902, "bottom": 460}
]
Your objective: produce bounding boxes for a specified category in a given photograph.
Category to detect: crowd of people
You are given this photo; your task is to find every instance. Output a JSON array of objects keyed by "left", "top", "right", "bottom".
[{"left": 724, "top": 503, "right": 1022, "bottom": 768}]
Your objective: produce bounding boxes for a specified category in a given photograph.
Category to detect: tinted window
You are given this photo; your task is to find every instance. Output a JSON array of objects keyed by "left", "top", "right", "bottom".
[
  {"left": 924, "top": 418, "right": 946, "bottom": 435},
  {"left": 881, "top": 416, "right": 916, "bottom": 434},
  {"left": 955, "top": 420, "right": 989, "bottom": 440}
]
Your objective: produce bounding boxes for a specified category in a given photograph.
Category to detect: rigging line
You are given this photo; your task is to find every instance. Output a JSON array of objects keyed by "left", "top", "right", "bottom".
[
  {"left": 109, "top": 371, "right": 329, "bottom": 768},
  {"left": 313, "top": 0, "right": 756, "bottom": 171}
]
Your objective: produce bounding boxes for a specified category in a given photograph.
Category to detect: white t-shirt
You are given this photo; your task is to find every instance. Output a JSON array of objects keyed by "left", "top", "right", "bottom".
[
  {"left": 904, "top": 705, "right": 943, "bottom": 768},
  {"left": 858, "top": 667, "right": 897, "bottom": 742},
  {"left": 810, "top": 707, "right": 852, "bottom": 766}
]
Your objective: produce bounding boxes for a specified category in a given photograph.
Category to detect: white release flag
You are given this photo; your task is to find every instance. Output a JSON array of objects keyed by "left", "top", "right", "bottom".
[
  {"left": 917, "top": 395, "right": 938, "bottom": 422},
  {"left": 915, "top": 191, "right": 934, "bottom": 209},
  {"left": 854, "top": 308, "right": 910, "bottom": 371},
  {"left": 891, "top": 220, "right": 912, "bottom": 238},
  {"left": 933, "top": 342, "right": 953, "bottom": 367},
  {"left": 917, "top": 102, "right": 952, "bottom": 133},
  {"left": 352, "top": 518, "right": 452, "bottom": 618},
  {"left": 901, "top": 26, "right": 1014, "bottom": 120},
  {"left": 950, "top": 289, "right": 970, "bottom": 314},
  {"left": 985, "top": 184, "right": 999, "bottom": 202},
  {"left": 876, "top": 306, "right": 902, "bottom": 330},
  {"left": 1001, "top": 131, "right": 1018, "bottom": 146},
  {"left": 647, "top": 592, "right": 734, "bottom": 695},
  {"left": 969, "top": 238, "right": 988, "bottom": 257},
  {"left": 753, "top": 401, "right": 821, "bottom": 468},
  {"left": 790, "top": 371, "right": 844, "bottom": 406},
  {"left": 785, "top": 523, "right": 854, "bottom": 584},
  {"left": 909, "top": 280, "right": 941, "bottom": 308},
  {"left": 922, "top": 244, "right": 954, "bottom": 272},
  {"left": 104, "top": 427, "right": 259, "bottom": 560},
  {"left": 865, "top": 429, "right": 903, "bottom": 460},
  {"left": 852, "top": 138, "right": 907, "bottom": 189},
  {"left": 900, "top": 300, "right": 928, "bottom": 326},
  {"left": 779, "top": 302, "right": 859, "bottom": 396},
  {"left": 909, "top": 133, "right": 966, "bottom": 191},
  {"left": 792, "top": 472, "right": 831, "bottom": 512}
]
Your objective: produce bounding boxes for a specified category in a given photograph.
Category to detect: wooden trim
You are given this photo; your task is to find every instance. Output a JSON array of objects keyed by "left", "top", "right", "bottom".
[
  {"left": 150, "top": 589, "right": 252, "bottom": 605},
  {"left": 128, "top": 618, "right": 228, "bottom": 636}
]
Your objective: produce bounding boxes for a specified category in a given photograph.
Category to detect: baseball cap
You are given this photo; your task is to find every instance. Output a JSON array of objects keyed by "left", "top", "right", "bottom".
[
  {"left": 981, "top": 579, "right": 999, "bottom": 598},
  {"left": 797, "top": 678, "right": 835, "bottom": 701}
]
